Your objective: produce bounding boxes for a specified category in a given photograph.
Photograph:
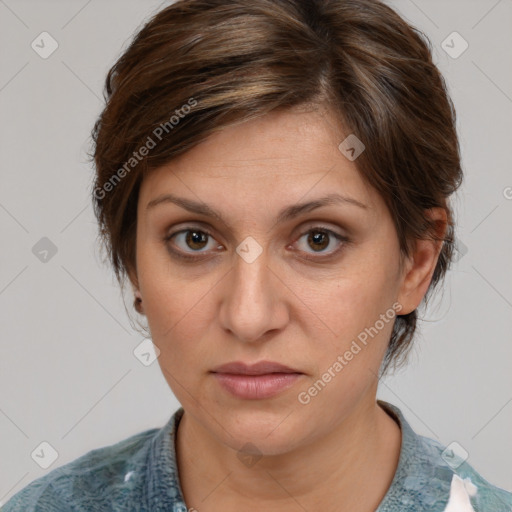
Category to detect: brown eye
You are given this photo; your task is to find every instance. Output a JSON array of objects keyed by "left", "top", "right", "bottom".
[
  {"left": 306, "top": 230, "right": 330, "bottom": 252},
  {"left": 164, "top": 225, "right": 349, "bottom": 263},
  {"left": 184, "top": 230, "right": 209, "bottom": 251},
  {"left": 293, "top": 227, "right": 348, "bottom": 260},
  {"left": 165, "top": 228, "right": 221, "bottom": 260}
]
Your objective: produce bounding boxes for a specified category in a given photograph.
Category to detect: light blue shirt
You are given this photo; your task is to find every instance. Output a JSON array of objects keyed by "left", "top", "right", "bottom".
[{"left": 3, "top": 400, "right": 511, "bottom": 511}]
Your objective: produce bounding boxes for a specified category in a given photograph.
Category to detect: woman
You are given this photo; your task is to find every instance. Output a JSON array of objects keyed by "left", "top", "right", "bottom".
[{"left": 4, "top": 0, "right": 511, "bottom": 511}]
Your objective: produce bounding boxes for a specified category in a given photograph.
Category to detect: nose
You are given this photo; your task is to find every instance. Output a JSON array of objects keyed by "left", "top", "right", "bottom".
[{"left": 218, "top": 244, "right": 289, "bottom": 343}]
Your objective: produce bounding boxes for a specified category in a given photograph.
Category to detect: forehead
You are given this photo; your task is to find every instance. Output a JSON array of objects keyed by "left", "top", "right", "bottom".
[{"left": 139, "top": 108, "right": 381, "bottom": 218}]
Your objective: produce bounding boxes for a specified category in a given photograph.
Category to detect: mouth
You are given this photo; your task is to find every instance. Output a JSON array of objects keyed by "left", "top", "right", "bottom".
[
  {"left": 210, "top": 360, "right": 303, "bottom": 399},
  {"left": 211, "top": 360, "right": 302, "bottom": 376}
]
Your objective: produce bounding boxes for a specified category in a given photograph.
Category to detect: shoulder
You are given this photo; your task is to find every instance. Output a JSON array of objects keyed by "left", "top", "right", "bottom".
[
  {"left": 377, "top": 400, "right": 512, "bottom": 512},
  {"left": 418, "top": 434, "right": 512, "bottom": 511},
  {"left": 2, "top": 427, "right": 160, "bottom": 512}
]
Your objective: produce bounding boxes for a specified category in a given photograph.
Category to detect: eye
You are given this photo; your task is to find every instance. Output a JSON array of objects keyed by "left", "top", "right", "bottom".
[
  {"left": 164, "top": 227, "right": 221, "bottom": 260},
  {"left": 292, "top": 226, "right": 349, "bottom": 260},
  {"left": 164, "top": 225, "right": 349, "bottom": 262}
]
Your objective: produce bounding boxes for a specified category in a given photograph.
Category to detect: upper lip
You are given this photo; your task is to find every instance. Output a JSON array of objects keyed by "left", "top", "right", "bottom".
[{"left": 211, "top": 360, "right": 301, "bottom": 375}]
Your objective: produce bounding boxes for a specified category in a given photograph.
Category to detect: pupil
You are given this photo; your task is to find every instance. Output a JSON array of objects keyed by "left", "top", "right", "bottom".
[
  {"left": 187, "top": 230, "right": 207, "bottom": 250},
  {"left": 309, "top": 231, "right": 328, "bottom": 251}
]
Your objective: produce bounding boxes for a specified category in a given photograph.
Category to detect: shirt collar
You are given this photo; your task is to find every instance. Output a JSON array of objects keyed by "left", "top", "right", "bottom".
[
  {"left": 376, "top": 399, "right": 453, "bottom": 511},
  {"left": 146, "top": 401, "right": 454, "bottom": 511},
  {"left": 146, "top": 406, "right": 187, "bottom": 511}
]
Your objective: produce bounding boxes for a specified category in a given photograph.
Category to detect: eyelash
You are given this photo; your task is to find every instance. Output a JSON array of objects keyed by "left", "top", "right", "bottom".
[{"left": 163, "top": 225, "right": 350, "bottom": 262}]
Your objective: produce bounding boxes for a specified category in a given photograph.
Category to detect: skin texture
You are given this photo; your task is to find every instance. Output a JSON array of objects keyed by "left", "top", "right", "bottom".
[{"left": 130, "top": 105, "right": 447, "bottom": 511}]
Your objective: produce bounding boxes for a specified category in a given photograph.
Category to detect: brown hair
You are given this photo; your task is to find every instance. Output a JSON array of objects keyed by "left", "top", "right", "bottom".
[{"left": 89, "top": 0, "right": 463, "bottom": 377}]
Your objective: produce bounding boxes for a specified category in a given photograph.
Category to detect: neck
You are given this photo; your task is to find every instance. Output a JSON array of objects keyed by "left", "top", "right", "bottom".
[{"left": 175, "top": 395, "right": 401, "bottom": 512}]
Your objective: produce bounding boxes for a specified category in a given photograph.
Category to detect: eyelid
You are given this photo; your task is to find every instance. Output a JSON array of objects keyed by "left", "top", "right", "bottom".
[
  {"left": 164, "top": 224, "right": 216, "bottom": 243},
  {"left": 163, "top": 226, "right": 221, "bottom": 261},
  {"left": 294, "top": 221, "right": 346, "bottom": 238},
  {"left": 164, "top": 222, "right": 349, "bottom": 261},
  {"left": 163, "top": 222, "right": 345, "bottom": 245},
  {"left": 165, "top": 219, "right": 346, "bottom": 240},
  {"left": 291, "top": 225, "right": 349, "bottom": 260}
]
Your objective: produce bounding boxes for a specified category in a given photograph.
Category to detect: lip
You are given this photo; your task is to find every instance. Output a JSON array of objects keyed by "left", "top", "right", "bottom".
[
  {"left": 211, "top": 360, "right": 301, "bottom": 375},
  {"left": 211, "top": 360, "right": 303, "bottom": 400}
]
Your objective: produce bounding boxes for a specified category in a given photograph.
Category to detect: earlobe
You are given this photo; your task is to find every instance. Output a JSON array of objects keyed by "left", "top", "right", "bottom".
[
  {"left": 133, "top": 289, "right": 144, "bottom": 314},
  {"left": 127, "top": 265, "right": 144, "bottom": 314},
  {"left": 396, "top": 208, "right": 447, "bottom": 315}
]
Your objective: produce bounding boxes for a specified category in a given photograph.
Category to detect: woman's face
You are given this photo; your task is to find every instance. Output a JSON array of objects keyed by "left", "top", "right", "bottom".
[{"left": 133, "top": 107, "right": 421, "bottom": 455}]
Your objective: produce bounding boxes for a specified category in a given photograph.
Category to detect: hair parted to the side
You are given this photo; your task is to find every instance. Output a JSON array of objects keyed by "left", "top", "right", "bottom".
[{"left": 89, "top": 0, "right": 463, "bottom": 377}]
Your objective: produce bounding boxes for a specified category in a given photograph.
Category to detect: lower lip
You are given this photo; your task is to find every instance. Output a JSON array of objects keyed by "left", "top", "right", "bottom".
[{"left": 212, "top": 372, "right": 302, "bottom": 399}]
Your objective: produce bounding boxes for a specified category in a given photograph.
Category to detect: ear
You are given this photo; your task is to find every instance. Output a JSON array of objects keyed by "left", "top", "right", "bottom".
[
  {"left": 127, "top": 264, "right": 145, "bottom": 315},
  {"left": 396, "top": 207, "right": 448, "bottom": 315}
]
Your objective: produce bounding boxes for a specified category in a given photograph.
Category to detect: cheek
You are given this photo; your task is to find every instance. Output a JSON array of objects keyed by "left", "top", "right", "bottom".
[
  {"left": 136, "top": 237, "right": 194, "bottom": 332},
  {"left": 143, "top": 279, "right": 211, "bottom": 345},
  {"left": 320, "top": 267, "right": 397, "bottom": 335},
  {"left": 138, "top": 255, "right": 219, "bottom": 369},
  {"left": 302, "top": 256, "right": 400, "bottom": 378},
  {"left": 295, "top": 275, "right": 398, "bottom": 416}
]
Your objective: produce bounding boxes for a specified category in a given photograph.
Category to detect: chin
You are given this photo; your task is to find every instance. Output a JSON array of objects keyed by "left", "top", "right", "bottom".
[
  {"left": 231, "top": 431, "right": 302, "bottom": 459},
  {"left": 212, "top": 407, "right": 305, "bottom": 453}
]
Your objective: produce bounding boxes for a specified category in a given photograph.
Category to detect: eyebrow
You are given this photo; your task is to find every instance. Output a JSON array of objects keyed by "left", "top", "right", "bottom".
[{"left": 145, "top": 192, "right": 368, "bottom": 228}]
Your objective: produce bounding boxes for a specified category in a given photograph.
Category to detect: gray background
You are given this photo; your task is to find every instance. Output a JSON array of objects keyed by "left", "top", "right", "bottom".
[{"left": 1, "top": 0, "right": 511, "bottom": 505}]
